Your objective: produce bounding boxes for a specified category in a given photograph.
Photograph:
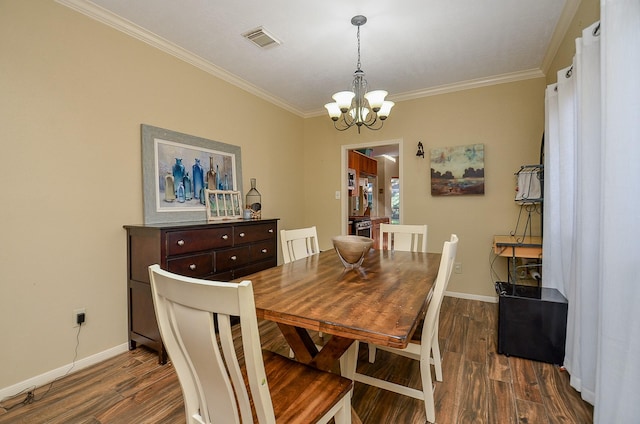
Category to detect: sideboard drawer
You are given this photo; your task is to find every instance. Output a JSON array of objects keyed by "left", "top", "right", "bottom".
[
  {"left": 234, "top": 222, "right": 277, "bottom": 244},
  {"left": 251, "top": 239, "right": 277, "bottom": 262},
  {"left": 166, "top": 227, "right": 233, "bottom": 255},
  {"left": 215, "top": 246, "right": 252, "bottom": 271},
  {"left": 167, "top": 253, "right": 214, "bottom": 277}
]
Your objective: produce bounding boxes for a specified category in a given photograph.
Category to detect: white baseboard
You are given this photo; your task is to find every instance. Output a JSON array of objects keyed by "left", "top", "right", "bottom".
[
  {"left": 0, "top": 343, "right": 129, "bottom": 402},
  {"left": 445, "top": 290, "right": 498, "bottom": 303}
]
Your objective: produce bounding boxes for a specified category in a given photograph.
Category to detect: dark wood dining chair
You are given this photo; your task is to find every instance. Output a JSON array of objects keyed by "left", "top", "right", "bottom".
[
  {"left": 148, "top": 265, "right": 353, "bottom": 424},
  {"left": 350, "top": 234, "right": 458, "bottom": 424}
]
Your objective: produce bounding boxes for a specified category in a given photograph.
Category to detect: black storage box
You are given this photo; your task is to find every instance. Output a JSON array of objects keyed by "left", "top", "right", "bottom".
[{"left": 495, "top": 282, "right": 568, "bottom": 365}]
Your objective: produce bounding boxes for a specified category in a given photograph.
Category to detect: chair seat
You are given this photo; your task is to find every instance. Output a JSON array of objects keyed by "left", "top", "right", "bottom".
[{"left": 263, "top": 350, "right": 353, "bottom": 423}]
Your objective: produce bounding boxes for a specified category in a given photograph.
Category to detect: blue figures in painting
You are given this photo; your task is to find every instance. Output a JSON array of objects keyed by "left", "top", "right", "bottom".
[
  {"left": 192, "top": 158, "right": 204, "bottom": 199},
  {"left": 177, "top": 182, "right": 185, "bottom": 203},
  {"left": 172, "top": 158, "right": 185, "bottom": 194},
  {"left": 183, "top": 172, "right": 193, "bottom": 201}
]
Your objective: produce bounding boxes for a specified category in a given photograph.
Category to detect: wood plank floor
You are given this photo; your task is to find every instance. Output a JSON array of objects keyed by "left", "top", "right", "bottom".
[{"left": 0, "top": 297, "right": 593, "bottom": 423}]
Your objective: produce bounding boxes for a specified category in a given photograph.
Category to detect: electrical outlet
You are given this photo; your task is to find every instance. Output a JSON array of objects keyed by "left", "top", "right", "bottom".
[
  {"left": 335, "top": 191, "right": 341, "bottom": 200},
  {"left": 454, "top": 262, "right": 462, "bottom": 274},
  {"left": 73, "top": 308, "right": 86, "bottom": 327}
]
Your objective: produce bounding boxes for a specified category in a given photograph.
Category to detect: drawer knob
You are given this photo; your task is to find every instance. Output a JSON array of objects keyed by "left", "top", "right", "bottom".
[
  {"left": 222, "top": 234, "right": 229, "bottom": 240},
  {"left": 189, "top": 264, "right": 196, "bottom": 270},
  {"left": 177, "top": 240, "right": 185, "bottom": 246},
  {"left": 261, "top": 249, "right": 268, "bottom": 253},
  {"left": 268, "top": 229, "right": 274, "bottom": 233},
  {"left": 230, "top": 255, "right": 237, "bottom": 261},
  {"left": 239, "top": 232, "right": 246, "bottom": 237}
]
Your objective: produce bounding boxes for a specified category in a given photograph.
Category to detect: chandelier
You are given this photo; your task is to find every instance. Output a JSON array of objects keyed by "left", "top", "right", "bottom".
[{"left": 324, "top": 15, "right": 394, "bottom": 133}]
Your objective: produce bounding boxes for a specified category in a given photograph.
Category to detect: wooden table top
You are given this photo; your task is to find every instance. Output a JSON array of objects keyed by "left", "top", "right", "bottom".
[{"left": 244, "top": 248, "right": 441, "bottom": 349}]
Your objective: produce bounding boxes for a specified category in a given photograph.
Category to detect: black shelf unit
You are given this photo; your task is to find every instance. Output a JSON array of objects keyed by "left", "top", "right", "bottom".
[{"left": 495, "top": 282, "right": 568, "bottom": 365}]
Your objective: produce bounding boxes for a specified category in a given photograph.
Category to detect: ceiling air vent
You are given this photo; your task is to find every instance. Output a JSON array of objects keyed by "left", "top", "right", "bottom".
[{"left": 242, "top": 27, "right": 281, "bottom": 49}]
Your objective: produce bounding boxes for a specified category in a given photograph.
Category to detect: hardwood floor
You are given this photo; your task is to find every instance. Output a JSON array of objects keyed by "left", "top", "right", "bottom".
[{"left": 0, "top": 297, "right": 593, "bottom": 423}]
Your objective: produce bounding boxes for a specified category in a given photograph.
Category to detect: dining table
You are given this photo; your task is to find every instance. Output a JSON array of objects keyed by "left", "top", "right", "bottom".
[{"left": 243, "top": 247, "right": 442, "bottom": 375}]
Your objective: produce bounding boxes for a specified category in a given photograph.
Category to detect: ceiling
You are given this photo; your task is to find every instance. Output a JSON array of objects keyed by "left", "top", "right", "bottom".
[{"left": 60, "top": 0, "right": 572, "bottom": 117}]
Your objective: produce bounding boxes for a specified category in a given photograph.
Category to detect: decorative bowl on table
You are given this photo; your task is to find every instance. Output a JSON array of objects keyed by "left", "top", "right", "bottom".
[{"left": 332, "top": 235, "right": 374, "bottom": 269}]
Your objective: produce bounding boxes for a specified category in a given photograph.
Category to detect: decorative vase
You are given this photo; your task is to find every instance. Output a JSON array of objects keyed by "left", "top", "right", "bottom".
[
  {"left": 206, "top": 156, "right": 216, "bottom": 190},
  {"left": 246, "top": 178, "right": 261, "bottom": 219},
  {"left": 164, "top": 172, "right": 176, "bottom": 202},
  {"left": 192, "top": 158, "right": 204, "bottom": 199},
  {"left": 172, "top": 158, "right": 185, "bottom": 195},
  {"left": 183, "top": 172, "right": 192, "bottom": 201}
]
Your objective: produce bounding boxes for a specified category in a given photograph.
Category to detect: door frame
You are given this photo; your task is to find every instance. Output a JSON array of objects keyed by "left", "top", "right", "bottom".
[{"left": 340, "top": 138, "right": 404, "bottom": 235}]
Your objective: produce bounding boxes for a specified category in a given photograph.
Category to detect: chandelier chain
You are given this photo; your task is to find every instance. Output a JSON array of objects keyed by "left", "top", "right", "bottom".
[{"left": 356, "top": 25, "right": 361, "bottom": 71}]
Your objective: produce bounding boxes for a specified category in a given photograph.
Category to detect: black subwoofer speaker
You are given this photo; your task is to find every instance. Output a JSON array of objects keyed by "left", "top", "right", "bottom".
[{"left": 495, "top": 282, "right": 568, "bottom": 365}]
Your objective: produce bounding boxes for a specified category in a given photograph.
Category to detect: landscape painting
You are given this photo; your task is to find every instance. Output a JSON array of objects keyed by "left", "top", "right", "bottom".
[{"left": 430, "top": 144, "right": 485, "bottom": 196}]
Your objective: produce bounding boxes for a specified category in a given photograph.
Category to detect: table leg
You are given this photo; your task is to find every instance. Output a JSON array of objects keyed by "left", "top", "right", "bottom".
[{"left": 276, "top": 323, "right": 355, "bottom": 373}]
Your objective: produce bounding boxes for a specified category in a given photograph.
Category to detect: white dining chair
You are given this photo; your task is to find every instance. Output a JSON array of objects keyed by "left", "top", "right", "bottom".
[
  {"left": 368, "top": 223, "right": 429, "bottom": 362},
  {"left": 281, "top": 226, "right": 321, "bottom": 264},
  {"left": 281, "top": 226, "right": 323, "bottom": 355},
  {"left": 148, "top": 265, "right": 353, "bottom": 424},
  {"left": 350, "top": 234, "right": 458, "bottom": 424},
  {"left": 379, "top": 223, "right": 428, "bottom": 252}
]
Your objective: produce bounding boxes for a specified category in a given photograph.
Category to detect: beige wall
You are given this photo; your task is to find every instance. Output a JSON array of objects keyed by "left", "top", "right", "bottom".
[
  {"left": 0, "top": 0, "right": 598, "bottom": 391},
  {"left": 304, "top": 79, "right": 546, "bottom": 299},
  {"left": 0, "top": 0, "right": 303, "bottom": 389}
]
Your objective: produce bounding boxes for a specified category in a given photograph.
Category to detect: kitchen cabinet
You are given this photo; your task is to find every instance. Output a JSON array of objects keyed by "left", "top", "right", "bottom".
[
  {"left": 349, "top": 150, "right": 377, "bottom": 177},
  {"left": 124, "top": 219, "right": 278, "bottom": 363},
  {"left": 371, "top": 217, "right": 390, "bottom": 249},
  {"left": 348, "top": 150, "right": 377, "bottom": 197}
]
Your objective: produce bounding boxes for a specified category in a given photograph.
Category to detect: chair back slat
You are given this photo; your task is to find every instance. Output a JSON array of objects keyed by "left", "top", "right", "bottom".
[
  {"left": 379, "top": 223, "right": 428, "bottom": 252},
  {"left": 281, "top": 226, "right": 320, "bottom": 263}
]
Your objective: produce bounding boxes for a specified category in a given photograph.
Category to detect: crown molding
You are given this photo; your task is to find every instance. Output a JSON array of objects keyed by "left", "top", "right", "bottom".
[
  {"left": 540, "top": 0, "right": 583, "bottom": 75},
  {"left": 55, "top": 0, "right": 304, "bottom": 117},
  {"left": 57, "top": 0, "right": 549, "bottom": 120},
  {"left": 305, "top": 68, "right": 546, "bottom": 118}
]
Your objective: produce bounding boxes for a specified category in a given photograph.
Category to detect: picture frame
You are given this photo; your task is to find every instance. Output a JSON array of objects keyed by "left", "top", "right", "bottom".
[
  {"left": 430, "top": 143, "right": 485, "bottom": 196},
  {"left": 205, "top": 190, "right": 243, "bottom": 221},
  {"left": 142, "top": 124, "right": 243, "bottom": 224}
]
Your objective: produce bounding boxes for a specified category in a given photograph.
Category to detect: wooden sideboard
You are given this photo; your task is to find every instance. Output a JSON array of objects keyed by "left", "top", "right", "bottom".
[{"left": 124, "top": 219, "right": 279, "bottom": 363}]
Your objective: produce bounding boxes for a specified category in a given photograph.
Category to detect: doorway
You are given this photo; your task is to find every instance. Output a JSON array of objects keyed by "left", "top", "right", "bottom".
[{"left": 341, "top": 140, "right": 403, "bottom": 235}]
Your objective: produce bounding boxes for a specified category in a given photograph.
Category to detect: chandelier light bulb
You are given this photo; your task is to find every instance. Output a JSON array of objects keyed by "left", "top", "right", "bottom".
[
  {"left": 364, "top": 90, "right": 388, "bottom": 112},
  {"left": 325, "top": 102, "right": 342, "bottom": 120},
  {"left": 332, "top": 91, "right": 356, "bottom": 112},
  {"left": 378, "top": 101, "right": 395, "bottom": 119}
]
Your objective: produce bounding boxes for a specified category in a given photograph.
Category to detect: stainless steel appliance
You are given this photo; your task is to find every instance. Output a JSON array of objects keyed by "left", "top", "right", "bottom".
[{"left": 351, "top": 218, "right": 372, "bottom": 238}]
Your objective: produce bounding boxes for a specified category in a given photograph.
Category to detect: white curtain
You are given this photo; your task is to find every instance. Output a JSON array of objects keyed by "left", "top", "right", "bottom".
[{"left": 543, "top": 1, "right": 640, "bottom": 421}]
